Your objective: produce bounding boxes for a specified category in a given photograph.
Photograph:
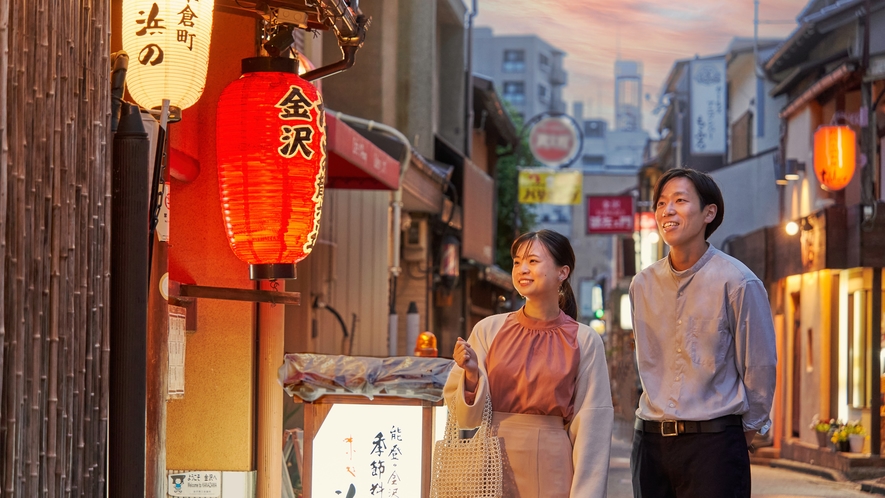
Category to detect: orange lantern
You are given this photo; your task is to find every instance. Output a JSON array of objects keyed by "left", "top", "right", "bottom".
[
  {"left": 813, "top": 125, "right": 855, "bottom": 191},
  {"left": 216, "top": 57, "right": 327, "bottom": 280}
]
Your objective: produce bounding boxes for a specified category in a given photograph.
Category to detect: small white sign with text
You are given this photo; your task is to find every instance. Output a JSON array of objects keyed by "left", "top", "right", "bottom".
[{"left": 168, "top": 471, "right": 221, "bottom": 497}]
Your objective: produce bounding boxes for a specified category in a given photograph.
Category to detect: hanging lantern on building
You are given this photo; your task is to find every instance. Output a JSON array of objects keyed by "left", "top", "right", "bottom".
[
  {"left": 439, "top": 235, "right": 460, "bottom": 286},
  {"left": 216, "top": 57, "right": 327, "bottom": 280},
  {"left": 813, "top": 125, "right": 856, "bottom": 191},
  {"left": 122, "top": 0, "right": 215, "bottom": 112}
]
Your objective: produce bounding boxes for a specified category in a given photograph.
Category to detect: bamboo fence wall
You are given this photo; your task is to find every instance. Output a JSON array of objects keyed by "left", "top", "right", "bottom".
[{"left": 0, "top": 0, "right": 112, "bottom": 496}]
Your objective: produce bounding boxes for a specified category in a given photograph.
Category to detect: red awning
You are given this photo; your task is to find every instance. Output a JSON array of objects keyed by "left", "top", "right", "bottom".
[{"left": 325, "top": 113, "right": 400, "bottom": 190}]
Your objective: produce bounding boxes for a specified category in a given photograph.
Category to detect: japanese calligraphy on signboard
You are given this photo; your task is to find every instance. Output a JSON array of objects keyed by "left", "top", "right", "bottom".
[
  {"left": 122, "top": 0, "right": 214, "bottom": 110},
  {"left": 312, "top": 405, "right": 423, "bottom": 497},
  {"left": 689, "top": 57, "right": 726, "bottom": 155},
  {"left": 517, "top": 169, "right": 582, "bottom": 205},
  {"left": 586, "top": 195, "right": 634, "bottom": 234}
]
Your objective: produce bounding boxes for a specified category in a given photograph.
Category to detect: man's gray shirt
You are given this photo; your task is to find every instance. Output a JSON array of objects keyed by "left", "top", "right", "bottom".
[{"left": 629, "top": 244, "right": 777, "bottom": 433}]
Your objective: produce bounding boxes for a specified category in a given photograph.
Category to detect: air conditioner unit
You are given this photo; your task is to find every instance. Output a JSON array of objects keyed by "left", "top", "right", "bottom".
[{"left": 402, "top": 218, "right": 428, "bottom": 262}]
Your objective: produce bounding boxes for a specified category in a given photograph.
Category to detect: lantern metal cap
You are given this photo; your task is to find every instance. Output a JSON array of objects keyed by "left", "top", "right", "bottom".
[
  {"left": 250, "top": 263, "right": 297, "bottom": 280},
  {"left": 242, "top": 57, "right": 299, "bottom": 75},
  {"left": 148, "top": 105, "right": 182, "bottom": 123}
]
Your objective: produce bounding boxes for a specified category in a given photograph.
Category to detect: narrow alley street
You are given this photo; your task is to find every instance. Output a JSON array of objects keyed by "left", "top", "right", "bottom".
[{"left": 606, "top": 429, "right": 880, "bottom": 498}]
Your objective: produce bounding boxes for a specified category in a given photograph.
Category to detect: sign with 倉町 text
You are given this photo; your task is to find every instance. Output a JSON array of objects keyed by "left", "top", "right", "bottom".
[{"left": 690, "top": 57, "right": 727, "bottom": 155}]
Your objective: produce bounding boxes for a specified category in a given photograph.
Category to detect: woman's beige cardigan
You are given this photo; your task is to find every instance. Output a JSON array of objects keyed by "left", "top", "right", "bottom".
[{"left": 443, "top": 313, "right": 614, "bottom": 497}]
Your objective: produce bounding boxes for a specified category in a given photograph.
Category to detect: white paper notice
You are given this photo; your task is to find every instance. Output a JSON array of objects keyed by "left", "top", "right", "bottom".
[{"left": 168, "top": 305, "right": 186, "bottom": 399}]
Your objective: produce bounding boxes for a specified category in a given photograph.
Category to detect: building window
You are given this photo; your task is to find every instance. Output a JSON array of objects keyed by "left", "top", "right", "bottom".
[
  {"left": 502, "top": 81, "right": 525, "bottom": 105},
  {"left": 503, "top": 50, "right": 525, "bottom": 73},
  {"left": 582, "top": 155, "right": 605, "bottom": 166},
  {"left": 730, "top": 111, "right": 753, "bottom": 162},
  {"left": 584, "top": 121, "right": 605, "bottom": 138},
  {"left": 848, "top": 290, "right": 869, "bottom": 409},
  {"left": 538, "top": 84, "right": 548, "bottom": 103},
  {"left": 539, "top": 53, "right": 550, "bottom": 70}
]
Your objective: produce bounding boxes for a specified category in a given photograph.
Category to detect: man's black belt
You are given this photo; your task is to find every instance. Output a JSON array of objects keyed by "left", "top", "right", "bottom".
[{"left": 634, "top": 415, "right": 743, "bottom": 437}]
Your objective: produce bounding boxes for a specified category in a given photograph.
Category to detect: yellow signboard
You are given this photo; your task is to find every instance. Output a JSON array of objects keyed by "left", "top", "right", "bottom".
[{"left": 518, "top": 169, "right": 582, "bottom": 205}]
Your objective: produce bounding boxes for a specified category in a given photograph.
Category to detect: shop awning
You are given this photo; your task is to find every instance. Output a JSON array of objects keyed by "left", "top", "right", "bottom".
[{"left": 325, "top": 113, "right": 401, "bottom": 190}]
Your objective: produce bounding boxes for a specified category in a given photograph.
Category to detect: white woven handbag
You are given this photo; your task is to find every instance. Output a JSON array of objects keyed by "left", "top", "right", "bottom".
[{"left": 429, "top": 394, "right": 503, "bottom": 498}]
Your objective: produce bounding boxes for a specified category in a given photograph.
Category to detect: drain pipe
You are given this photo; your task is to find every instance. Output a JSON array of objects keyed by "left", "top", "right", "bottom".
[{"left": 329, "top": 111, "right": 411, "bottom": 356}]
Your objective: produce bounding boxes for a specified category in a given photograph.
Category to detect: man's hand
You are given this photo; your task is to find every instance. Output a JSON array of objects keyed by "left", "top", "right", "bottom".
[
  {"left": 745, "top": 430, "right": 757, "bottom": 453},
  {"left": 453, "top": 337, "right": 479, "bottom": 392}
]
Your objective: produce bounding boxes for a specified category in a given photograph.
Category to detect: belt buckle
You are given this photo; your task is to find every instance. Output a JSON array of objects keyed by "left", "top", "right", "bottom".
[{"left": 661, "top": 420, "right": 678, "bottom": 437}]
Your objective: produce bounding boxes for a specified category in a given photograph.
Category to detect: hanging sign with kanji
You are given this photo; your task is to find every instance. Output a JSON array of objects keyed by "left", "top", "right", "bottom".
[
  {"left": 122, "top": 0, "right": 215, "bottom": 110},
  {"left": 518, "top": 169, "right": 582, "bottom": 205},
  {"left": 586, "top": 195, "right": 635, "bottom": 234}
]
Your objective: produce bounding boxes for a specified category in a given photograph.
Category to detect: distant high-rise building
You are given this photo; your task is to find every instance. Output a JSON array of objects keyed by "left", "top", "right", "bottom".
[
  {"left": 472, "top": 27, "right": 568, "bottom": 122},
  {"left": 614, "top": 60, "right": 642, "bottom": 132},
  {"left": 573, "top": 101, "right": 584, "bottom": 123}
]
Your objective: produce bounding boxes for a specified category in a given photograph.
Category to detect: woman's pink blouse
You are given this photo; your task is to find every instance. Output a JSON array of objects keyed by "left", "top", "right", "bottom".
[{"left": 472, "top": 308, "right": 581, "bottom": 421}]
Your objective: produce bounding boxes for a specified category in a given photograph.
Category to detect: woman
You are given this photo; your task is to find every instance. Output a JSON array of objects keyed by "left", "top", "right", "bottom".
[{"left": 443, "top": 229, "right": 613, "bottom": 497}]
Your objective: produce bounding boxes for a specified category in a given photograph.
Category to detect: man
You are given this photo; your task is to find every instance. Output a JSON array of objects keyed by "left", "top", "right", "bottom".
[{"left": 629, "top": 168, "right": 776, "bottom": 497}]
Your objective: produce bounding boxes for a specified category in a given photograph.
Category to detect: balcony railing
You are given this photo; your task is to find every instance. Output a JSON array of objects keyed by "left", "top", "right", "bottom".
[{"left": 549, "top": 66, "right": 567, "bottom": 85}]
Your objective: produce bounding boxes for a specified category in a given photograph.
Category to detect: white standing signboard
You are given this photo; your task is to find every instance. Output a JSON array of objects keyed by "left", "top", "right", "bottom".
[
  {"left": 690, "top": 58, "right": 727, "bottom": 155},
  {"left": 312, "top": 404, "right": 424, "bottom": 498}
]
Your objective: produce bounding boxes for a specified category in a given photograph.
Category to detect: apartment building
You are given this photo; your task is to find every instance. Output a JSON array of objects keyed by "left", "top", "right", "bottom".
[{"left": 472, "top": 27, "right": 568, "bottom": 121}]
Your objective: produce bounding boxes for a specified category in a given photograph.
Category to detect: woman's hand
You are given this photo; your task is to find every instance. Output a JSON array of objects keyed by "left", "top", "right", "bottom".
[{"left": 454, "top": 337, "right": 479, "bottom": 392}]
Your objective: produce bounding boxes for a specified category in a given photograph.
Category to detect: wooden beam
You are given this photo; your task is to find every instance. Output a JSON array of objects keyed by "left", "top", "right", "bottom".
[
  {"left": 171, "top": 282, "right": 301, "bottom": 305},
  {"left": 871, "top": 268, "right": 882, "bottom": 455}
]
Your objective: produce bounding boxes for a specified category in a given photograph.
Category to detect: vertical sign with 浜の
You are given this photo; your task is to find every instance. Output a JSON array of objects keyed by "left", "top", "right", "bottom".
[
  {"left": 122, "top": 0, "right": 215, "bottom": 112},
  {"left": 312, "top": 404, "right": 423, "bottom": 497}
]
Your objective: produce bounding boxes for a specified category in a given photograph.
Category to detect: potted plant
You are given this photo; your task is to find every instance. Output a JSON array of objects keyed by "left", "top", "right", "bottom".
[
  {"left": 831, "top": 422, "right": 851, "bottom": 452},
  {"left": 809, "top": 415, "right": 832, "bottom": 448},
  {"left": 846, "top": 421, "right": 866, "bottom": 453}
]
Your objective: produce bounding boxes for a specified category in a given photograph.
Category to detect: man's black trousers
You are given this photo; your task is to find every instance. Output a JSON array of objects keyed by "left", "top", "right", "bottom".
[{"left": 631, "top": 425, "right": 750, "bottom": 498}]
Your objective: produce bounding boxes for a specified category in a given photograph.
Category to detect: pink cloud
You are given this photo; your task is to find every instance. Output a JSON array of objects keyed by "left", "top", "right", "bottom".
[{"left": 475, "top": 0, "right": 808, "bottom": 135}]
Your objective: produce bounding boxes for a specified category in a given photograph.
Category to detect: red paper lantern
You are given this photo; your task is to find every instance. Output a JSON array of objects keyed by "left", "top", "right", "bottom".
[
  {"left": 216, "top": 57, "right": 327, "bottom": 280},
  {"left": 813, "top": 125, "right": 855, "bottom": 191}
]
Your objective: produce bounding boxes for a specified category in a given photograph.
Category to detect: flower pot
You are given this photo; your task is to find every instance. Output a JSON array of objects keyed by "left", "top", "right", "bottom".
[
  {"left": 837, "top": 439, "right": 850, "bottom": 452},
  {"left": 815, "top": 431, "right": 829, "bottom": 448},
  {"left": 849, "top": 434, "right": 865, "bottom": 453}
]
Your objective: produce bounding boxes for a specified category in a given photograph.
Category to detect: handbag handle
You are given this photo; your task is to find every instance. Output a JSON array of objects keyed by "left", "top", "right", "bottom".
[{"left": 443, "top": 392, "right": 494, "bottom": 441}]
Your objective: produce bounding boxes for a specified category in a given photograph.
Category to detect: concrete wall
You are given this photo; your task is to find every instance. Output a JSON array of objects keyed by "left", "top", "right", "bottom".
[
  {"left": 398, "top": 1, "right": 437, "bottom": 157},
  {"left": 320, "top": 0, "right": 399, "bottom": 126},
  {"left": 708, "top": 152, "right": 781, "bottom": 250},
  {"left": 726, "top": 52, "right": 786, "bottom": 162},
  {"left": 437, "top": 0, "right": 467, "bottom": 150},
  {"left": 569, "top": 173, "right": 638, "bottom": 322},
  {"left": 165, "top": 11, "right": 259, "bottom": 471}
]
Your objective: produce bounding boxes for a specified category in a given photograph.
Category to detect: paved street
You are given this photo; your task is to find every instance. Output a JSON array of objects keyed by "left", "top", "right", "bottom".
[{"left": 606, "top": 431, "right": 878, "bottom": 497}]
